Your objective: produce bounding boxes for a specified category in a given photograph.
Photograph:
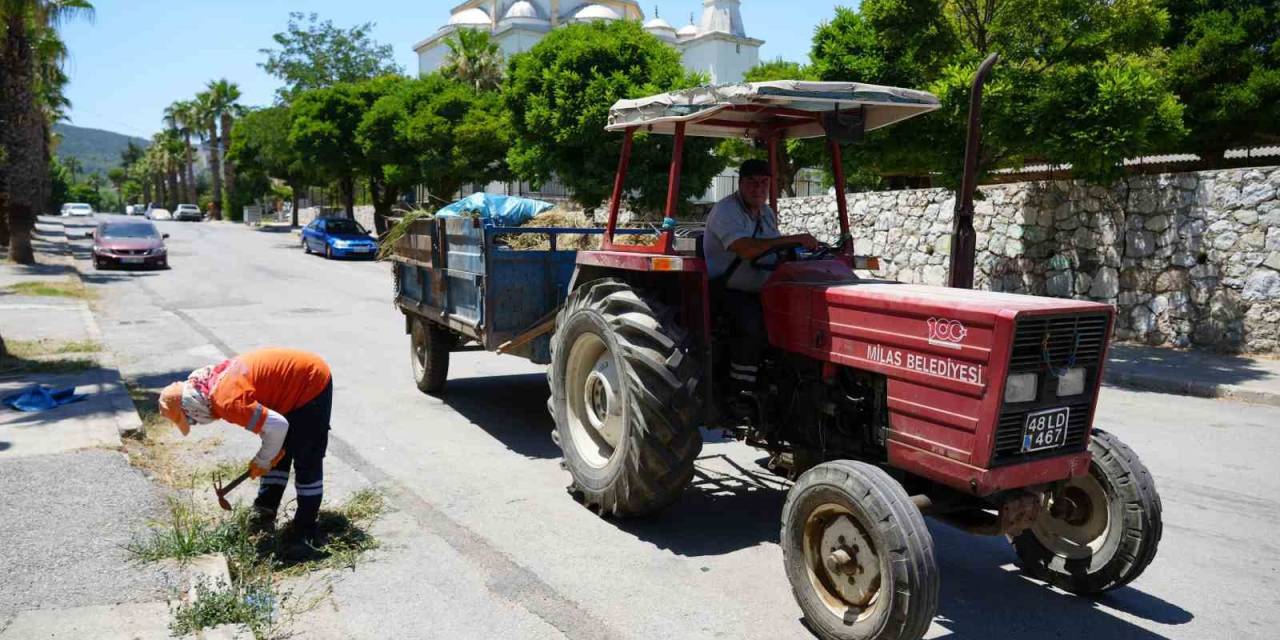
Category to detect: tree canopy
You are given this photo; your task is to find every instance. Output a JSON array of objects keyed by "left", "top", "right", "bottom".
[
  {"left": 259, "top": 11, "right": 401, "bottom": 102},
  {"left": 359, "top": 73, "right": 510, "bottom": 213},
  {"left": 810, "top": 0, "right": 1186, "bottom": 185},
  {"left": 504, "top": 20, "right": 725, "bottom": 213},
  {"left": 1165, "top": 0, "right": 1280, "bottom": 159}
]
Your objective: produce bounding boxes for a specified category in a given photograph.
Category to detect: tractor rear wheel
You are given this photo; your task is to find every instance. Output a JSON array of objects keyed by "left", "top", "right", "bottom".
[
  {"left": 548, "top": 279, "right": 701, "bottom": 517},
  {"left": 1012, "top": 429, "right": 1162, "bottom": 594},
  {"left": 782, "top": 460, "right": 938, "bottom": 640},
  {"left": 410, "top": 317, "right": 453, "bottom": 394}
]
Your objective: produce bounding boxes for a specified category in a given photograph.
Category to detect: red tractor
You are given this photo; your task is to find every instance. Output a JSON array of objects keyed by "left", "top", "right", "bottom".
[{"left": 393, "top": 57, "right": 1162, "bottom": 640}]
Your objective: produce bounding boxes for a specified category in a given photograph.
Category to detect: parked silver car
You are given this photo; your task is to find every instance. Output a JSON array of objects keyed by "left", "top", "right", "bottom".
[{"left": 174, "top": 204, "right": 203, "bottom": 221}]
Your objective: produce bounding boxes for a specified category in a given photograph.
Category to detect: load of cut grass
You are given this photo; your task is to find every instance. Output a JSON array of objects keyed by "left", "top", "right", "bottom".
[
  {"left": 377, "top": 208, "right": 434, "bottom": 261},
  {"left": 495, "top": 209, "right": 661, "bottom": 251}
]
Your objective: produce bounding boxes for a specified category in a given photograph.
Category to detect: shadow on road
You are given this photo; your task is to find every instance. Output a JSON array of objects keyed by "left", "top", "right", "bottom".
[
  {"left": 437, "top": 373, "right": 559, "bottom": 459},
  {"left": 930, "top": 521, "right": 1193, "bottom": 638},
  {"left": 615, "top": 451, "right": 1193, "bottom": 639},
  {"left": 616, "top": 452, "right": 787, "bottom": 556},
  {"left": 80, "top": 270, "right": 167, "bottom": 283}
]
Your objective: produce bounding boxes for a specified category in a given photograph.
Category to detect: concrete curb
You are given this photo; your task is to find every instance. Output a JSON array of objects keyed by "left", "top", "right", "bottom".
[{"left": 1103, "top": 370, "right": 1280, "bottom": 407}]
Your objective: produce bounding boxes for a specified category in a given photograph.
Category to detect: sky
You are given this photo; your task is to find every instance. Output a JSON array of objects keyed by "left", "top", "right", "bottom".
[{"left": 59, "top": 1, "right": 848, "bottom": 141}]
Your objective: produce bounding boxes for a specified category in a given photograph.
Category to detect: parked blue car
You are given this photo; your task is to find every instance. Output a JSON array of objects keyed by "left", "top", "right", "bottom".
[{"left": 301, "top": 217, "right": 378, "bottom": 259}]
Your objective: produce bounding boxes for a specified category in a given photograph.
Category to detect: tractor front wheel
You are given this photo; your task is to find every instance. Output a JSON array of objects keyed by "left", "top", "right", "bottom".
[
  {"left": 1012, "top": 429, "right": 1162, "bottom": 594},
  {"left": 548, "top": 279, "right": 702, "bottom": 517},
  {"left": 782, "top": 460, "right": 938, "bottom": 640}
]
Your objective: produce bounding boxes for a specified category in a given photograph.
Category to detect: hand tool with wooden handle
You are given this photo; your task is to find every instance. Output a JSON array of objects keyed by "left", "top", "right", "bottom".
[{"left": 214, "top": 470, "right": 252, "bottom": 511}]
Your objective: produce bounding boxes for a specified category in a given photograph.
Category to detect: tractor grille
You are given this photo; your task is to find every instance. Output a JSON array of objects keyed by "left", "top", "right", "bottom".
[
  {"left": 1008, "top": 313, "right": 1109, "bottom": 372},
  {"left": 990, "top": 312, "right": 1110, "bottom": 465}
]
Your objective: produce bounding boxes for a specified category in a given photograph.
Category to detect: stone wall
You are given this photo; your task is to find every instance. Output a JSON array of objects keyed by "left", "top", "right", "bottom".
[
  {"left": 777, "top": 166, "right": 1280, "bottom": 353},
  {"left": 296, "top": 205, "right": 377, "bottom": 231}
]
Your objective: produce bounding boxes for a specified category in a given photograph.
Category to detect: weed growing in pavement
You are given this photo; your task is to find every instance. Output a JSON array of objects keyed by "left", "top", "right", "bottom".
[
  {"left": 5, "top": 279, "right": 93, "bottom": 299},
  {"left": 170, "top": 579, "right": 276, "bottom": 638},
  {"left": 127, "top": 496, "right": 256, "bottom": 563},
  {"left": 128, "top": 483, "right": 386, "bottom": 638}
]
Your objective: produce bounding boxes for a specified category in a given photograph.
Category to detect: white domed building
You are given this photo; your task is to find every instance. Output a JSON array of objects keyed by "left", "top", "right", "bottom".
[{"left": 415, "top": 1, "right": 762, "bottom": 85}]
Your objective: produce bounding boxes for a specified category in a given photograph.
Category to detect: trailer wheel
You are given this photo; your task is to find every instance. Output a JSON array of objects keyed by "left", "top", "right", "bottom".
[
  {"left": 1013, "top": 429, "right": 1162, "bottom": 594},
  {"left": 782, "top": 460, "right": 938, "bottom": 640},
  {"left": 410, "top": 317, "right": 453, "bottom": 394},
  {"left": 548, "top": 279, "right": 701, "bottom": 517}
]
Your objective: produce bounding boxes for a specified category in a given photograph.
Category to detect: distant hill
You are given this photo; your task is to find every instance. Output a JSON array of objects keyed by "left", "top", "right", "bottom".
[{"left": 53, "top": 123, "right": 149, "bottom": 178}]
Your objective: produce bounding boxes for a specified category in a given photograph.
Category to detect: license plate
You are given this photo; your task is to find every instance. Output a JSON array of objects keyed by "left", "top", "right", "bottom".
[
  {"left": 1021, "top": 407, "right": 1070, "bottom": 453},
  {"left": 122, "top": 257, "right": 145, "bottom": 264},
  {"left": 352, "top": 246, "right": 371, "bottom": 253}
]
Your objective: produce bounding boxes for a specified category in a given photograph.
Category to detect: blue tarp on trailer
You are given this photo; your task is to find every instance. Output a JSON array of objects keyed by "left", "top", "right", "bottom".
[{"left": 434, "top": 193, "right": 555, "bottom": 228}]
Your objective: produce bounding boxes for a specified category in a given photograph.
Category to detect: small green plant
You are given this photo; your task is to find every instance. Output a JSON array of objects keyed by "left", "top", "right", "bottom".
[
  {"left": 127, "top": 497, "right": 257, "bottom": 563},
  {"left": 170, "top": 579, "right": 275, "bottom": 637}
]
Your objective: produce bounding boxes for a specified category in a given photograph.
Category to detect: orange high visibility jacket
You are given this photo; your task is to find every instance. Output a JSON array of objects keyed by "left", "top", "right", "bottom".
[{"left": 209, "top": 348, "right": 331, "bottom": 433}]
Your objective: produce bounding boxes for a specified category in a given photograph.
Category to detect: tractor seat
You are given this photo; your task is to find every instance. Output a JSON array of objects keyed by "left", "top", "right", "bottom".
[{"left": 675, "top": 224, "right": 707, "bottom": 259}]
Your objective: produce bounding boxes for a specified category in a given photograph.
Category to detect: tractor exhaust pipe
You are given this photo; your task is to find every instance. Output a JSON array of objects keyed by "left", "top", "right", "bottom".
[{"left": 947, "top": 53, "right": 1000, "bottom": 289}]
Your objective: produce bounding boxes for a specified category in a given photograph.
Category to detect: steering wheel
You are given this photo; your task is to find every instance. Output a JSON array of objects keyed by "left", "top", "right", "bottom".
[{"left": 751, "top": 242, "right": 803, "bottom": 271}]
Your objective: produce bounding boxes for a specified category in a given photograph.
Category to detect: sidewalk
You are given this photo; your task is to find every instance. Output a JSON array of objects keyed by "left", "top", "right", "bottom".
[
  {"left": 1, "top": 223, "right": 173, "bottom": 637},
  {"left": 1104, "top": 344, "right": 1280, "bottom": 407}
]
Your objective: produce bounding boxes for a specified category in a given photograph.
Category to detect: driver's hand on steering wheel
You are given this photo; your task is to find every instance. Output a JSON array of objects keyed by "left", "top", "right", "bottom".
[{"left": 789, "top": 233, "right": 823, "bottom": 251}]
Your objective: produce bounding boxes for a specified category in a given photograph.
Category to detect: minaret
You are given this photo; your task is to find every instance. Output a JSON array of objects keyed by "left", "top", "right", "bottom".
[{"left": 699, "top": 0, "right": 745, "bottom": 38}]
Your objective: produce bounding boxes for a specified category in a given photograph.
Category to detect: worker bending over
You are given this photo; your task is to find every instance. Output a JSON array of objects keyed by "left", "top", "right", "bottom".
[{"left": 159, "top": 348, "right": 332, "bottom": 543}]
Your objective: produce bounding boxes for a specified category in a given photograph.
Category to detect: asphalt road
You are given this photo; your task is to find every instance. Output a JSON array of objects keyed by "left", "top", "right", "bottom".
[{"left": 70, "top": 216, "right": 1280, "bottom": 639}]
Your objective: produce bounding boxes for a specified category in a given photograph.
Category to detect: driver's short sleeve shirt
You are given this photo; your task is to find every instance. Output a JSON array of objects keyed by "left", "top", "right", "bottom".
[{"left": 705, "top": 193, "right": 781, "bottom": 293}]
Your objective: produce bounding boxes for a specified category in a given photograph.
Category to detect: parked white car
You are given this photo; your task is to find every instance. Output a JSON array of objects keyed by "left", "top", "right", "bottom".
[
  {"left": 147, "top": 208, "right": 173, "bottom": 221},
  {"left": 126, "top": 204, "right": 146, "bottom": 216},
  {"left": 174, "top": 204, "right": 203, "bottom": 221},
  {"left": 62, "top": 202, "right": 93, "bottom": 216}
]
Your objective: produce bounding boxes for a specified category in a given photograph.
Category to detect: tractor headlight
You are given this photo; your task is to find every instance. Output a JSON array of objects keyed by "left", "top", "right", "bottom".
[
  {"left": 1057, "top": 368, "right": 1086, "bottom": 397},
  {"left": 1005, "top": 373, "right": 1038, "bottom": 403}
]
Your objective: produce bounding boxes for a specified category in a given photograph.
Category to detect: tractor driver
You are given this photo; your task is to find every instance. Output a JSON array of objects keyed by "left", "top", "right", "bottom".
[{"left": 704, "top": 159, "right": 821, "bottom": 414}]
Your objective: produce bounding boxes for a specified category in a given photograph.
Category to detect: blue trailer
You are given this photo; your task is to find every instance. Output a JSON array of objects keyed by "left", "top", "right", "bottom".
[{"left": 390, "top": 215, "right": 651, "bottom": 392}]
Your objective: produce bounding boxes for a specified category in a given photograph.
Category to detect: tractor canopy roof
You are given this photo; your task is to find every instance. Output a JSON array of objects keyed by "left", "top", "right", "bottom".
[{"left": 606, "top": 80, "right": 940, "bottom": 139}]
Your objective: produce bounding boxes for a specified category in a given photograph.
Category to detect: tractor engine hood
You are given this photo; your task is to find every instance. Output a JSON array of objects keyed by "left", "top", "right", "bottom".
[{"left": 760, "top": 259, "right": 1114, "bottom": 495}]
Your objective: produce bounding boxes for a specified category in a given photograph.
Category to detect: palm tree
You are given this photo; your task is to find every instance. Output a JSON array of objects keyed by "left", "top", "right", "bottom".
[
  {"left": 207, "top": 79, "right": 241, "bottom": 220},
  {"left": 166, "top": 99, "right": 199, "bottom": 204},
  {"left": 62, "top": 155, "right": 80, "bottom": 182},
  {"left": 195, "top": 90, "right": 223, "bottom": 219},
  {"left": 441, "top": 29, "right": 503, "bottom": 91},
  {"left": 106, "top": 166, "right": 125, "bottom": 212},
  {"left": 0, "top": 0, "right": 93, "bottom": 263}
]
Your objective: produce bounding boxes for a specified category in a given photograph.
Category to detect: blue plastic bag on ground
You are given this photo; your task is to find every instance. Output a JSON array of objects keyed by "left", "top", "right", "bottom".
[
  {"left": 435, "top": 193, "right": 555, "bottom": 227},
  {"left": 3, "top": 385, "right": 87, "bottom": 412}
]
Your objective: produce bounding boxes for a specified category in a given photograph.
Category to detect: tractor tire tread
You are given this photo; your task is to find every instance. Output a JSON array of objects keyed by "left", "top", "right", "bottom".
[
  {"left": 549, "top": 278, "right": 702, "bottom": 517},
  {"left": 782, "top": 460, "right": 938, "bottom": 640}
]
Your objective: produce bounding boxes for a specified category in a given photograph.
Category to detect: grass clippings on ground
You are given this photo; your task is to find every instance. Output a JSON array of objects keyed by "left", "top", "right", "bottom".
[{"left": 5, "top": 278, "right": 93, "bottom": 299}]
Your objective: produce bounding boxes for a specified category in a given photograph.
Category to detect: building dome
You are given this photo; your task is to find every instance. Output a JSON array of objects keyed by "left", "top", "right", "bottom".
[
  {"left": 644, "top": 17, "right": 677, "bottom": 42},
  {"left": 573, "top": 4, "right": 622, "bottom": 21},
  {"left": 503, "top": 1, "right": 544, "bottom": 21},
  {"left": 449, "top": 7, "right": 491, "bottom": 26},
  {"left": 677, "top": 22, "right": 700, "bottom": 38}
]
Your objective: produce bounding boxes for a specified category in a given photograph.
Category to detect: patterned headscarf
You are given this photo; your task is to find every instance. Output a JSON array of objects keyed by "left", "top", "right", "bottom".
[{"left": 180, "top": 359, "right": 233, "bottom": 426}]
